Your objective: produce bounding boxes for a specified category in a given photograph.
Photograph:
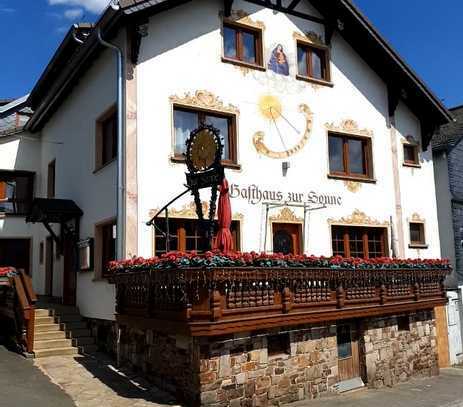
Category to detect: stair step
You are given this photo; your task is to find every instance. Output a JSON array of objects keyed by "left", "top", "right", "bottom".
[
  {"left": 34, "top": 347, "right": 79, "bottom": 358},
  {"left": 66, "top": 328, "right": 92, "bottom": 338},
  {"left": 35, "top": 316, "right": 55, "bottom": 325},
  {"left": 72, "top": 336, "right": 95, "bottom": 346},
  {"left": 35, "top": 309, "right": 51, "bottom": 318},
  {"left": 61, "top": 321, "right": 87, "bottom": 331},
  {"left": 79, "top": 344, "right": 98, "bottom": 354},
  {"left": 35, "top": 323, "right": 60, "bottom": 333},
  {"left": 35, "top": 331, "right": 66, "bottom": 341},
  {"left": 34, "top": 339, "right": 73, "bottom": 350},
  {"left": 56, "top": 314, "right": 83, "bottom": 323}
]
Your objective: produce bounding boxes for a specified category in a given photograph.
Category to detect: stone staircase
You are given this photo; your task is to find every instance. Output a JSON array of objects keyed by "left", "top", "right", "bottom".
[{"left": 33, "top": 305, "right": 97, "bottom": 358}]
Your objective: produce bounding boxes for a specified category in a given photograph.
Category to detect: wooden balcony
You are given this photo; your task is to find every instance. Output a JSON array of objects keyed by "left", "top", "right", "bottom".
[{"left": 114, "top": 266, "right": 449, "bottom": 336}]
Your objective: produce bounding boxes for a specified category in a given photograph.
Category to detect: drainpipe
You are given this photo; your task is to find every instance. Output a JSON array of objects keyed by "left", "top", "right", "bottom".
[{"left": 97, "top": 25, "right": 126, "bottom": 261}]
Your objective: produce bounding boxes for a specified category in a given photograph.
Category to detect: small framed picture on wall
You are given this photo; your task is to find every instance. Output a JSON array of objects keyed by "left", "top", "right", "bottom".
[{"left": 77, "top": 238, "right": 94, "bottom": 271}]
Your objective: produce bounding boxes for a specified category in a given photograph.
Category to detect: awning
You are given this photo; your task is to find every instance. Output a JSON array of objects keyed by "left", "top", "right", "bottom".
[{"left": 26, "top": 198, "right": 83, "bottom": 224}]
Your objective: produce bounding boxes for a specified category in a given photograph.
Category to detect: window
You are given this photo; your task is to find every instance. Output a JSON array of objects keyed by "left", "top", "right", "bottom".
[
  {"left": 403, "top": 143, "right": 419, "bottom": 166},
  {"left": 47, "top": 160, "right": 55, "bottom": 199},
  {"left": 297, "top": 41, "right": 330, "bottom": 83},
  {"left": 153, "top": 218, "right": 240, "bottom": 256},
  {"left": 223, "top": 21, "right": 263, "bottom": 68},
  {"left": 95, "top": 218, "right": 116, "bottom": 278},
  {"left": 96, "top": 106, "right": 117, "bottom": 170},
  {"left": 328, "top": 133, "right": 373, "bottom": 180},
  {"left": 0, "top": 170, "right": 34, "bottom": 215},
  {"left": 173, "top": 106, "right": 237, "bottom": 165},
  {"left": 267, "top": 334, "right": 290, "bottom": 357},
  {"left": 397, "top": 315, "right": 410, "bottom": 332},
  {"left": 409, "top": 222, "right": 426, "bottom": 247},
  {"left": 332, "top": 226, "right": 388, "bottom": 258}
]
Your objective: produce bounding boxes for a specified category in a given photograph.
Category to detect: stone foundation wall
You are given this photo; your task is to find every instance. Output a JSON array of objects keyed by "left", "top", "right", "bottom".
[
  {"left": 199, "top": 325, "right": 338, "bottom": 406},
  {"left": 119, "top": 328, "right": 199, "bottom": 402},
  {"left": 363, "top": 310, "right": 439, "bottom": 388},
  {"left": 117, "top": 311, "right": 439, "bottom": 406},
  {"left": 86, "top": 318, "right": 118, "bottom": 356}
]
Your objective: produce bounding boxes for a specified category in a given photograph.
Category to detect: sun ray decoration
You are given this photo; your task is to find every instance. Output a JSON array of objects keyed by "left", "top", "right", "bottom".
[{"left": 253, "top": 95, "right": 313, "bottom": 159}]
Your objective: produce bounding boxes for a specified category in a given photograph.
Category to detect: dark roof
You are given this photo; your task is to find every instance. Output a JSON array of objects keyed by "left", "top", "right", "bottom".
[
  {"left": 0, "top": 95, "right": 33, "bottom": 137},
  {"left": 432, "top": 106, "right": 463, "bottom": 150},
  {"left": 26, "top": 0, "right": 452, "bottom": 139},
  {"left": 26, "top": 198, "right": 83, "bottom": 224},
  {"left": 0, "top": 99, "right": 13, "bottom": 106}
]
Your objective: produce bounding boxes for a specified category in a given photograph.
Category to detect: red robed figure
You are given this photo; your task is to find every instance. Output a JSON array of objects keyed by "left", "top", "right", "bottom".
[{"left": 213, "top": 178, "right": 234, "bottom": 253}]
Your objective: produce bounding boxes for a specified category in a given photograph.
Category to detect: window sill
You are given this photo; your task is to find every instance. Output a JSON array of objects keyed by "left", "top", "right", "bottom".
[
  {"left": 170, "top": 156, "right": 241, "bottom": 170},
  {"left": 408, "top": 243, "right": 428, "bottom": 249},
  {"left": 327, "top": 174, "right": 376, "bottom": 184},
  {"left": 296, "top": 75, "right": 333, "bottom": 87},
  {"left": 221, "top": 57, "right": 266, "bottom": 72},
  {"left": 94, "top": 158, "right": 116, "bottom": 174},
  {"left": 403, "top": 162, "right": 421, "bottom": 168}
]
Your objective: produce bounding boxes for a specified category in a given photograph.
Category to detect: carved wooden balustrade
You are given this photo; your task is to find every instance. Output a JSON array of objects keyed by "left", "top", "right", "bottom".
[{"left": 113, "top": 266, "right": 448, "bottom": 336}]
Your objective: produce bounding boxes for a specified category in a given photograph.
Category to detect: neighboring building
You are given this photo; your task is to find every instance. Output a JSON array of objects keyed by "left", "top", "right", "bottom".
[
  {"left": 0, "top": 95, "right": 40, "bottom": 277},
  {"left": 0, "top": 0, "right": 455, "bottom": 403},
  {"left": 433, "top": 105, "right": 463, "bottom": 365}
]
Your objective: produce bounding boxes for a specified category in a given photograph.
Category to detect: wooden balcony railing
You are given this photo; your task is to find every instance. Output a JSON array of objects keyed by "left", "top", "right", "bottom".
[
  {"left": 0, "top": 269, "right": 37, "bottom": 353},
  {"left": 114, "top": 266, "right": 449, "bottom": 336}
]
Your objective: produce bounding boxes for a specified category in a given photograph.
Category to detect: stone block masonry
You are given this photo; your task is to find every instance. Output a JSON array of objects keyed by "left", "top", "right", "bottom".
[
  {"left": 362, "top": 310, "right": 439, "bottom": 388},
  {"left": 117, "top": 310, "right": 439, "bottom": 406}
]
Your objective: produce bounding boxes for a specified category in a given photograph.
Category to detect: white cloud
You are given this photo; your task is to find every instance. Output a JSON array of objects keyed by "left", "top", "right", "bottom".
[
  {"left": 48, "top": 0, "right": 109, "bottom": 15},
  {"left": 64, "top": 8, "right": 84, "bottom": 19}
]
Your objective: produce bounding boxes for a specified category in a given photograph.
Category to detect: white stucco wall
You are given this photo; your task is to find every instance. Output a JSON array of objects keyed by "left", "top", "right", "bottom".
[
  {"left": 395, "top": 101, "right": 441, "bottom": 258},
  {"left": 135, "top": 0, "right": 440, "bottom": 260},
  {"left": 36, "top": 46, "right": 118, "bottom": 320}
]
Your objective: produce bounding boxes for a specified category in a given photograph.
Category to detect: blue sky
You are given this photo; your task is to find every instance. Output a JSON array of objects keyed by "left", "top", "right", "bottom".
[{"left": 1, "top": 0, "right": 462, "bottom": 108}]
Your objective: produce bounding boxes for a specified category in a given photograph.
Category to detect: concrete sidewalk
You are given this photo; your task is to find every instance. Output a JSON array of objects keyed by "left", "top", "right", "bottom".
[
  {"left": 0, "top": 345, "right": 75, "bottom": 407},
  {"left": 289, "top": 369, "right": 463, "bottom": 407}
]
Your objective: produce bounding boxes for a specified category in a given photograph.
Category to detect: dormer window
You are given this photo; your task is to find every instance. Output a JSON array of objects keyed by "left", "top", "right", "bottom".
[{"left": 222, "top": 21, "right": 263, "bottom": 69}]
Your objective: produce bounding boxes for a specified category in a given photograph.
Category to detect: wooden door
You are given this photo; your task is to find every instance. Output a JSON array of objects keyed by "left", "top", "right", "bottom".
[
  {"left": 63, "top": 236, "right": 76, "bottom": 306},
  {"left": 337, "top": 323, "right": 361, "bottom": 381},
  {"left": 0, "top": 238, "right": 31, "bottom": 274},
  {"left": 272, "top": 223, "right": 302, "bottom": 255},
  {"left": 435, "top": 305, "right": 450, "bottom": 368},
  {"left": 45, "top": 237, "right": 54, "bottom": 296}
]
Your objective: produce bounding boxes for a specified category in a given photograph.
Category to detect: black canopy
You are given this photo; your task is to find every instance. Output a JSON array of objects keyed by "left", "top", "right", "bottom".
[{"left": 26, "top": 198, "right": 83, "bottom": 224}]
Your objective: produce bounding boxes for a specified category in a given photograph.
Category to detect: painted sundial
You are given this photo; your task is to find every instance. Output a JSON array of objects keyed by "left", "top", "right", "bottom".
[{"left": 253, "top": 94, "right": 313, "bottom": 159}]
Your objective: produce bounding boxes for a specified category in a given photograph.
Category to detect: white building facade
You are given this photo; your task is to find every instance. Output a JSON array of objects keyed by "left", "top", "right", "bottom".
[{"left": 1, "top": 0, "right": 452, "bottom": 329}]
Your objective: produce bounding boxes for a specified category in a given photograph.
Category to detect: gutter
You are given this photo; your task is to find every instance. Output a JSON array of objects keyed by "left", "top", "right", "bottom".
[{"left": 96, "top": 25, "right": 126, "bottom": 261}]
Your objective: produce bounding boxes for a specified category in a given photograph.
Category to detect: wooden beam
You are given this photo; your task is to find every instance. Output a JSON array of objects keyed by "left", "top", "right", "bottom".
[
  {"left": 224, "top": 0, "right": 233, "bottom": 17},
  {"left": 287, "top": 0, "right": 301, "bottom": 10},
  {"left": 244, "top": 0, "right": 325, "bottom": 25}
]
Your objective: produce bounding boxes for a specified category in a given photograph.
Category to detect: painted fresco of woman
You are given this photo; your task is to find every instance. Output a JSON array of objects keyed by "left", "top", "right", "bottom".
[{"left": 268, "top": 44, "right": 289, "bottom": 76}]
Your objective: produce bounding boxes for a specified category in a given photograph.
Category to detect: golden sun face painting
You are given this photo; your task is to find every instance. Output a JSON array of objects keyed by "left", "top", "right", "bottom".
[{"left": 253, "top": 94, "right": 313, "bottom": 159}]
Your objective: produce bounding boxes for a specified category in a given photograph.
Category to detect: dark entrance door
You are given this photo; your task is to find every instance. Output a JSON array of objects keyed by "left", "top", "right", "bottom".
[
  {"left": 62, "top": 236, "right": 76, "bottom": 306},
  {"left": 0, "top": 238, "right": 31, "bottom": 274},
  {"left": 272, "top": 223, "right": 301, "bottom": 255},
  {"left": 45, "top": 237, "right": 54, "bottom": 296},
  {"left": 337, "top": 322, "right": 361, "bottom": 381}
]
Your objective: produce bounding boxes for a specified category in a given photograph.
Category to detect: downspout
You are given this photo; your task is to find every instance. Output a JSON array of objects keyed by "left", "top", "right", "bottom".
[{"left": 96, "top": 25, "right": 126, "bottom": 261}]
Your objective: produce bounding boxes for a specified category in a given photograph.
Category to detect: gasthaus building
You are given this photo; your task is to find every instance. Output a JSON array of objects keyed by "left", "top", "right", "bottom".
[{"left": 0, "top": 0, "right": 455, "bottom": 405}]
